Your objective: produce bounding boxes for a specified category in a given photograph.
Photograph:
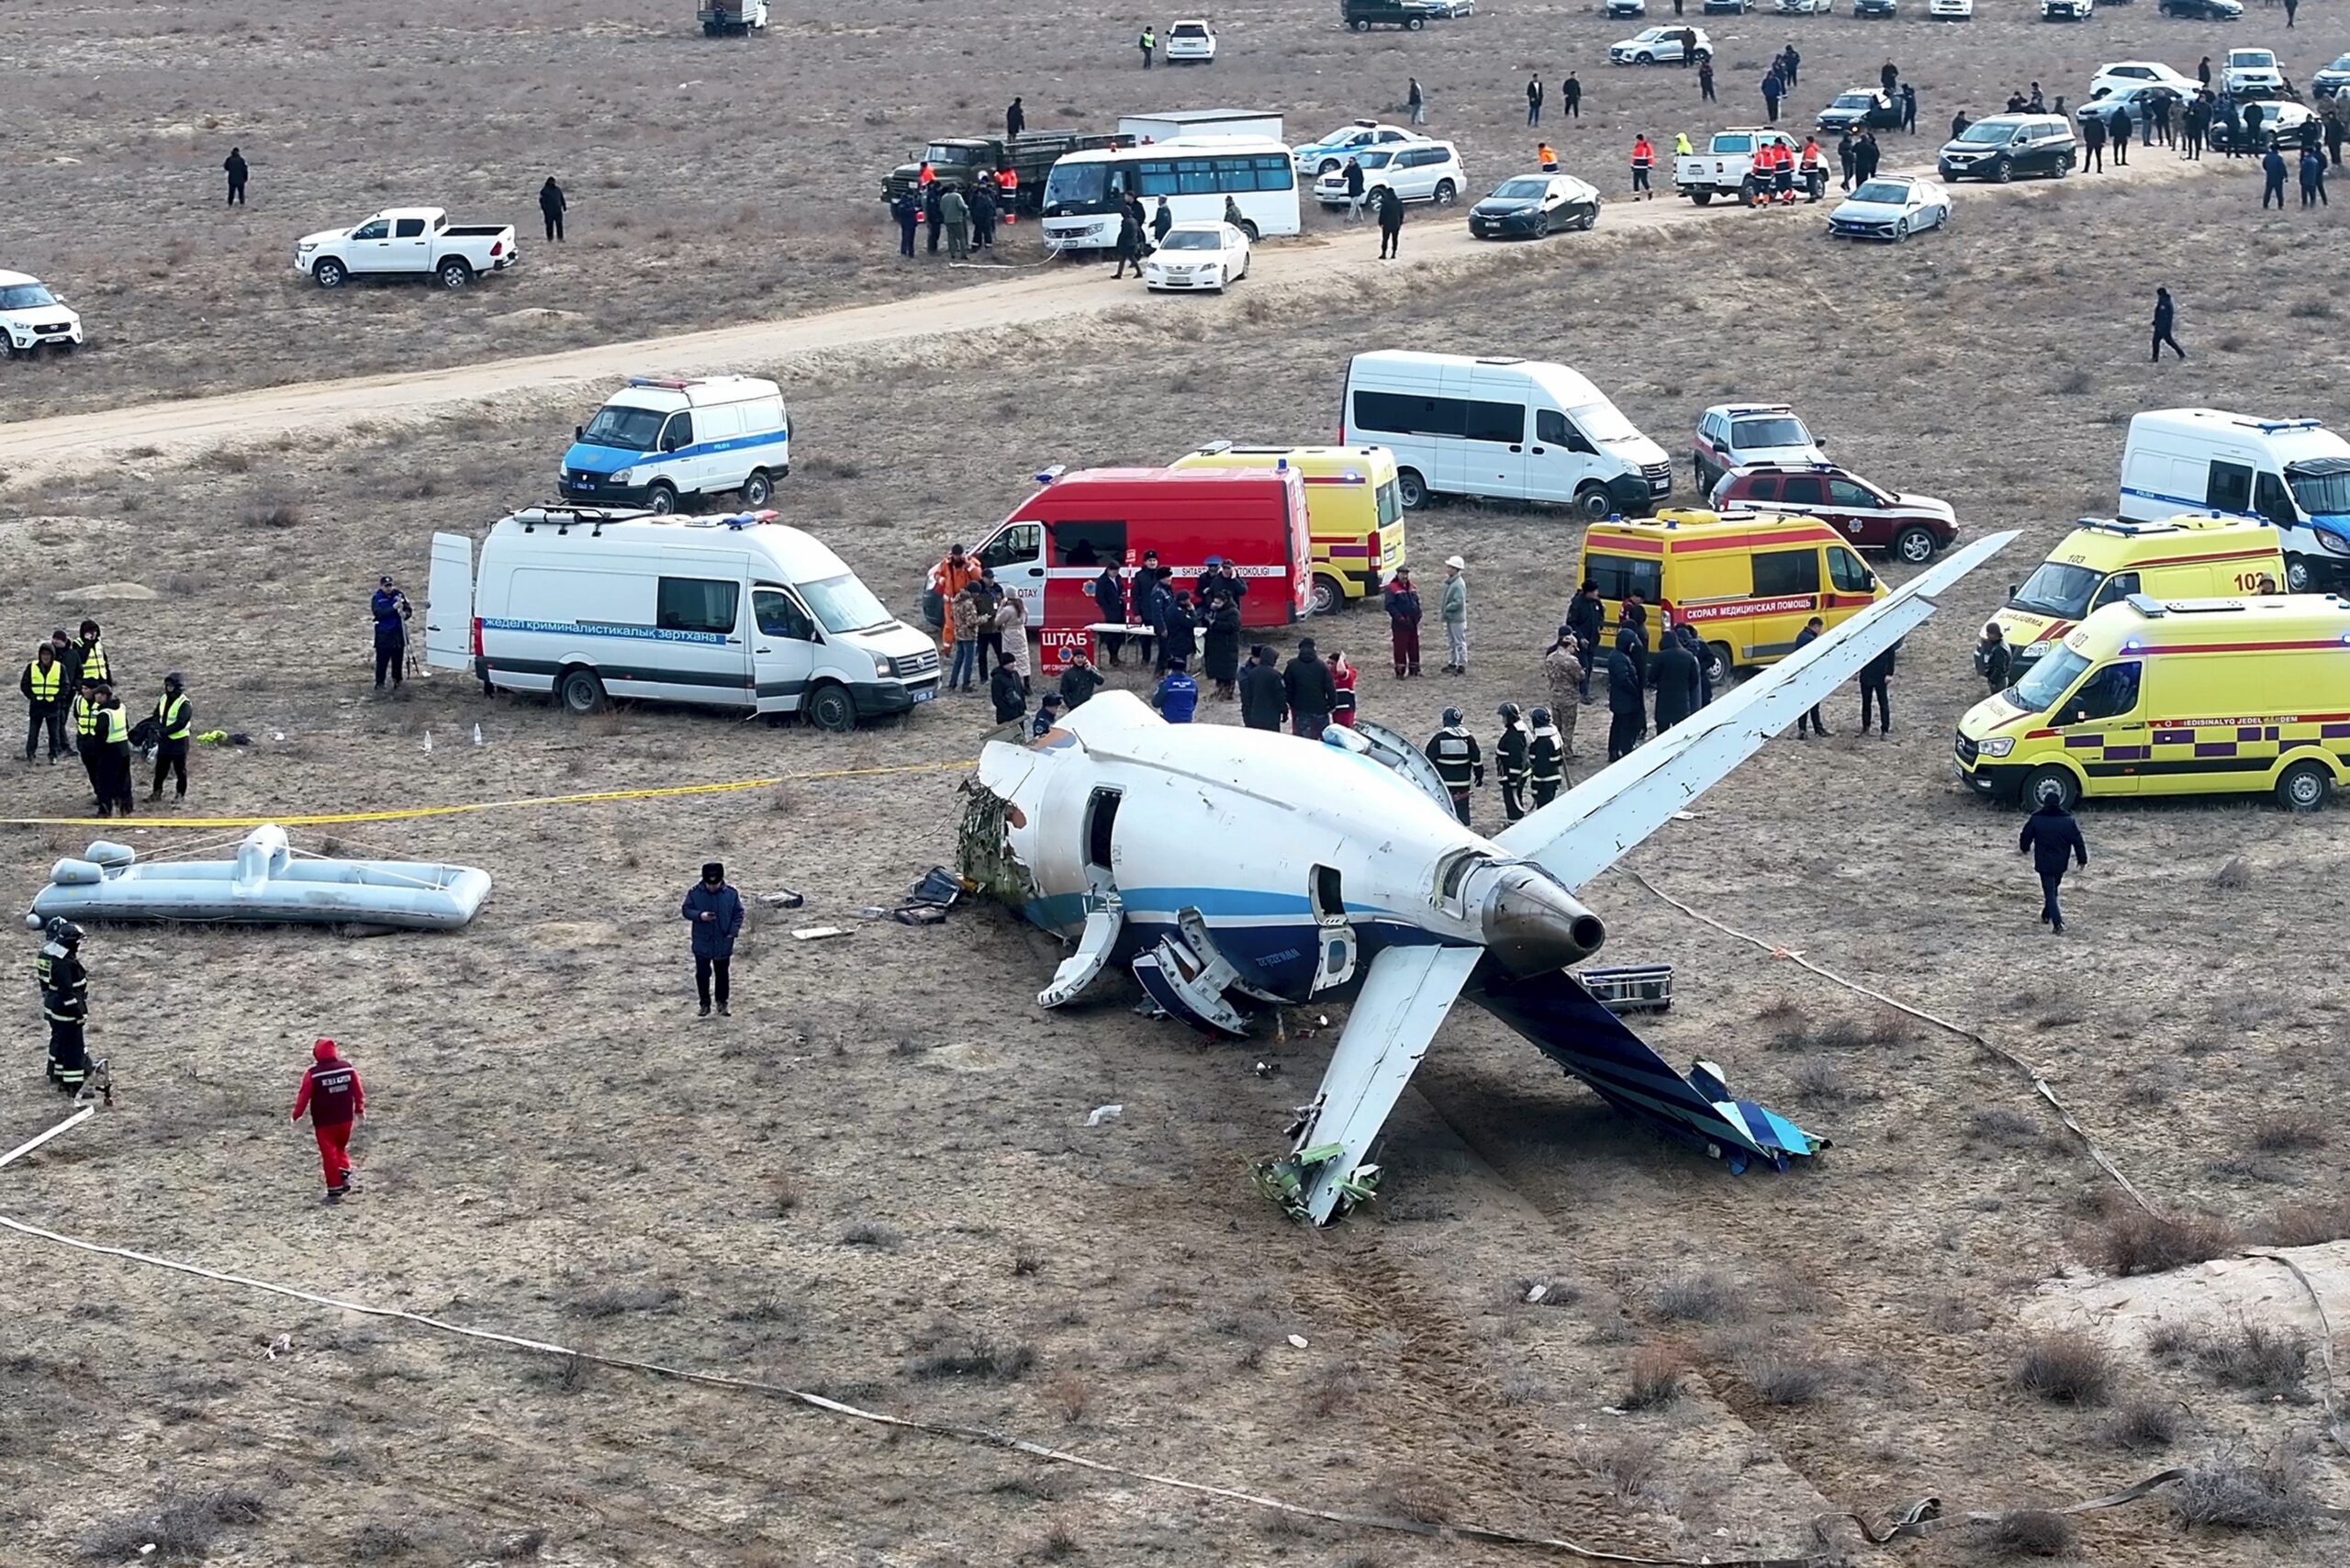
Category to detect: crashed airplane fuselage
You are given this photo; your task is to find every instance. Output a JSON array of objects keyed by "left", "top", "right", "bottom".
[{"left": 957, "top": 532, "right": 2016, "bottom": 1222}]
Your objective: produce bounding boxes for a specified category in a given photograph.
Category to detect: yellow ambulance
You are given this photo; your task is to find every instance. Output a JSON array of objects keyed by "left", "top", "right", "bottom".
[
  {"left": 1990, "top": 516, "right": 2286, "bottom": 676},
  {"left": 1957, "top": 594, "right": 2350, "bottom": 811},
  {"left": 1169, "top": 442, "right": 1406, "bottom": 614},
  {"left": 1577, "top": 509, "right": 1886, "bottom": 682}
]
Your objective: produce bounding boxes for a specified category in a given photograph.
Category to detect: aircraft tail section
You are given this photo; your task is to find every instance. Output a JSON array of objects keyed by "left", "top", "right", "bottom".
[{"left": 1464, "top": 962, "right": 1824, "bottom": 1170}]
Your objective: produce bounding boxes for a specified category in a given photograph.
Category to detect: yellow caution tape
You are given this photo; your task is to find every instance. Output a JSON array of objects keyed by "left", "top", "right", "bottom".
[{"left": 0, "top": 759, "right": 975, "bottom": 830}]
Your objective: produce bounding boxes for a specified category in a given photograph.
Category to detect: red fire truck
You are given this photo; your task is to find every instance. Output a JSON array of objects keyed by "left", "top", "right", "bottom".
[{"left": 970, "top": 465, "right": 1314, "bottom": 673}]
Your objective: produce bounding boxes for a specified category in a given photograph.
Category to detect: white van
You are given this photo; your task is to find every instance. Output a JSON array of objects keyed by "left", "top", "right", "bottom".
[
  {"left": 426, "top": 508, "right": 939, "bottom": 730},
  {"left": 1339, "top": 351, "right": 1673, "bottom": 517},
  {"left": 2118, "top": 409, "right": 2350, "bottom": 592},
  {"left": 558, "top": 375, "right": 790, "bottom": 514}
]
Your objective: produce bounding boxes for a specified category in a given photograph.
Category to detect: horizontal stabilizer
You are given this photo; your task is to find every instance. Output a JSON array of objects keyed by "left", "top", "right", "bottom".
[{"left": 1467, "top": 963, "right": 1824, "bottom": 1170}]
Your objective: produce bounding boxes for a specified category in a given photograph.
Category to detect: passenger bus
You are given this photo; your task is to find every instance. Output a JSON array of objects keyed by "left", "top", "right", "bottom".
[{"left": 1040, "top": 138, "right": 1300, "bottom": 252}]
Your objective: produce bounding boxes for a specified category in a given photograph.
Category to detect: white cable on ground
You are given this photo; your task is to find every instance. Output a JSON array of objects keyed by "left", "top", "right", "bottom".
[
  {"left": 0, "top": 1107, "right": 93, "bottom": 1169},
  {"left": 1629, "top": 870, "right": 2160, "bottom": 1215}
]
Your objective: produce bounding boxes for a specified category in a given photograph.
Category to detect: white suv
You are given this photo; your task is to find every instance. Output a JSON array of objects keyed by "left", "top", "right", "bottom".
[
  {"left": 1164, "top": 18, "right": 1216, "bottom": 62},
  {"left": 0, "top": 270, "right": 83, "bottom": 358},
  {"left": 1314, "top": 140, "right": 1466, "bottom": 207},
  {"left": 2223, "top": 48, "right": 2287, "bottom": 96}
]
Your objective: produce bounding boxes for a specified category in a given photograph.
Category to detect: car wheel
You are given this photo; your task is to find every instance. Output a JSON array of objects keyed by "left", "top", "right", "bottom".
[
  {"left": 646, "top": 482, "right": 678, "bottom": 515},
  {"left": 1635, "top": 51, "right": 1653, "bottom": 64},
  {"left": 1396, "top": 468, "right": 1429, "bottom": 510},
  {"left": 1579, "top": 201, "right": 1600, "bottom": 230},
  {"left": 1237, "top": 219, "right": 1259, "bottom": 241},
  {"left": 1350, "top": 17, "right": 1371, "bottom": 30},
  {"left": 313, "top": 258, "right": 348, "bottom": 289},
  {"left": 1893, "top": 525, "right": 1939, "bottom": 565},
  {"left": 2285, "top": 556, "right": 2315, "bottom": 593},
  {"left": 1318, "top": 158, "right": 1341, "bottom": 175},
  {"left": 1706, "top": 643, "right": 1735, "bottom": 686},
  {"left": 1405, "top": 15, "right": 1425, "bottom": 28},
  {"left": 1434, "top": 180, "right": 1457, "bottom": 206},
  {"left": 1991, "top": 157, "right": 2014, "bottom": 184},
  {"left": 1692, "top": 190, "right": 1713, "bottom": 206},
  {"left": 806, "top": 681, "right": 857, "bottom": 734},
  {"left": 2022, "top": 766, "right": 2078, "bottom": 812},
  {"left": 1311, "top": 574, "right": 1345, "bottom": 617},
  {"left": 2277, "top": 759, "right": 2333, "bottom": 812},
  {"left": 741, "top": 470, "right": 773, "bottom": 507},
  {"left": 558, "top": 667, "right": 607, "bottom": 715},
  {"left": 1895, "top": 216, "right": 1910, "bottom": 241},
  {"left": 438, "top": 258, "right": 475, "bottom": 289},
  {"left": 1574, "top": 484, "right": 1615, "bottom": 521},
  {"left": 1532, "top": 210, "right": 1551, "bottom": 238}
]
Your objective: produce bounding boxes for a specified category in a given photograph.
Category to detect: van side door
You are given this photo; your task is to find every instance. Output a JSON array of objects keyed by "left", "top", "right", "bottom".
[
  {"left": 751, "top": 587, "right": 819, "bottom": 713},
  {"left": 2053, "top": 658, "right": 2144, "bottom": 795},
  {"left": 978, "top": 521, "right": 1047, "bottom": 625},
  {"left": 649, "top": 572, "right": 750, "bottom": 708},
  {"left": 1748, "top": 545, "right": 1821, "bottom": 659},
  {"left": 1461, "top": 392, "right": 1528, "bottom": 499},
  {"left": 1532, "top": 408, "right": 1595, "bottom": 506},
  {"left": 655, "top": 410, "right": 697, "bottom": 496},
  {"left": 2205, "top": 458, "right": 2255, "bottom": 518},
  {"left": 693, "top": 402, "right": 743, "bottom": 496}
]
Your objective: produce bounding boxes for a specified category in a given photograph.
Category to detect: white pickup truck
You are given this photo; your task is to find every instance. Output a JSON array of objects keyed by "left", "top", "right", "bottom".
[
  {"left": 1673, "top": 128, "right": 1814, "bottom": 206},
  {"left": 294, "top": 207, "right": 520, "bottom": 291}
]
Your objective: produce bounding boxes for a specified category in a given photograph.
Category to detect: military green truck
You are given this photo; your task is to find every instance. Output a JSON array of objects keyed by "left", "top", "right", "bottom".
[{"left": 881, "top": 132, "right": 1131, "bottom": 215}]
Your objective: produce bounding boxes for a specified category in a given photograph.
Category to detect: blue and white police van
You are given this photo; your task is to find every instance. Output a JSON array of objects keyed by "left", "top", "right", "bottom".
[{"left": 558, "top": 375, "right": 791, "bottom": 514}]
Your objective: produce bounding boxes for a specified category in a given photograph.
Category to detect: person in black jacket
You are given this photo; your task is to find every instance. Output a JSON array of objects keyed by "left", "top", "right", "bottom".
[
  {"left": 1975, "top": 623, "right": 2013, "bottom": 693},
  {"left": 1113, "top": 200, "right": 1145, "bottom": 279},
  {"left": 2151, "top": 286, "right": 2184, "bottom": 362},
  {"left": 1006, "top": 96, "right": 1026, "bottom": 140},
  {"left": 1238, "top": 646, "right": 1288, "bottom": 732},
  {"left": 1494, "top": 702, "right": 1530, "bottom": 822},
  {"left": 1059, "top": 651, "right": 1105, "bottom": 710},
  {"left": 1606, "top": 643, "right": 1645, "bottom": 761},
  {"left": 1343, "top": 156, "right": 1367, "bottom": 223},
  {"left": 1203, "top": 593, "right": 1242, "bottom": 698},
  {"left": 923, "top": 184, "right": 944, "bottom": 253},
  {"left": 1159, "top": 590, "right": 1199, "bottom": 673},
  {"left": 1284, "top": 637, "right": 1337, "bottom": 736},
  {"left": 540, "top": 176, "right": 567, "bottom": 242},
  {"left": 224, "top": 148, "right": 250, "bottom": 206},
  {"left": 1857, "top": 643, "right": 1897, "bottom": 734},
  {"left": 1652, "top": 633, "right": 1697, "bottom": 733},
  {"left": 1676, "top": 624, "right": 1713, "bottom": 709},
  {"left": 2019, "top": 795, "right": 2087, "bottom": 934},
  {"left": 1794, "top": 617, "right": 1830, "bottom": 736},
  {"left": 1376, "top": 185, "right": 1404, "bottom": 259},
  {"left": 990, "top": 650, "right": 1026, "bottom": 724},
  {"left": 1383, "top": 569, "right": 1422, "bottom": 677},
  {"left": 1091, "top": 565, "right": 1127, "bottom": 666}
]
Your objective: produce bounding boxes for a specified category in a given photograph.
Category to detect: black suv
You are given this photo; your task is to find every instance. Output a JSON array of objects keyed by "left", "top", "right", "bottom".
[
  {"left": 1818, "top": 89, "right": 1905, "bottom": 132},
  {"left": 1344, "top": 0, "right": 1444, "bottom": 28},
  {"left": 1937, "top": 113, "right": 2077, "bottom": 182},
  {"left": 1854, "top": 0, "right": 1897, "bottom": 14},
  {"left": 1703, "top": 0, "right": 1753, "bottom": 12}
]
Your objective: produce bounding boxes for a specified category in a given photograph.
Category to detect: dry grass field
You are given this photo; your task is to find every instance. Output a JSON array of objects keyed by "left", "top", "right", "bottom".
[{"left": 4, "top": 4, "right": 2347, "bottom": 1567}]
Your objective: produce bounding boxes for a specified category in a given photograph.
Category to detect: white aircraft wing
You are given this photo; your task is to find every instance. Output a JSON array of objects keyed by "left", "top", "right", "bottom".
[
  {"left": 1298, "top": 942, "right": 1484, "bottom": 1225},
  {"left": 1493, "top": 531, "right": 2017, "bottom": 890}
]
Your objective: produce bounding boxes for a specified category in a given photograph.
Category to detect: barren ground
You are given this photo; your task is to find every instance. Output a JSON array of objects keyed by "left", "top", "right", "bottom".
[{"left": 4, "top": 5, "right": 2347, "bottom": 1568}]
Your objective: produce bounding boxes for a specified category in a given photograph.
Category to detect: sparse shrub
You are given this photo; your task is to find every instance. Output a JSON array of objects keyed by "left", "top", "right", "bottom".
[
  {"left": 2287, "top": 298, "right": 2335, "bottom": 320},
  {"left": 768, "top": 1173, "right": 800, "bottom": 1215},
  {"left": 350, "top": 1518, "right": 414, "bottom": 1560},
  {"left": 2190, "top": 1322, "right": 2308, "bottom": 1398},
  {"left": 2212, "top": 855, "right": 2254, "bottom": 890},
  {"left": 571, "top": 1284, "right": 679, "bottom": 1318},
  {"left": 1498, "top": 1372, "right": 1548, "bottom": 1406},
  {"left": 1652, "top": 1269, "right": 1739, "bottom": 1323},
  {"left": 1372, "top": 1473, "right": 1455, "bottom": 1524},
  {"left": 1013, "top": 1243, "right": 1044, "bottom": 1277},
  {"left": 1042, "top": 1372, "right": 1090, "bottom": 1422},
  {"left": 2102, "top": 1399, "right": 2180, "bottom": 1450},
  {"left": 243, "top": 498, "right": 299, "bottom": 529},
  {"left": 1620, "top": 1345, "right": 1683, "bottom": 1410},
  {"left": 839, "top": 1219, "right": 901, "bottom": 1249},
  {"left": 2014, "top": 1332, "right": 2114, "bottom": 1406},
  {"left": 1788, "top": 1056, "right": 1845, "bottom": 1102},
  {"left": 1038, "top": 1525, "right": 1080, "bottom": 1561},
  {"left": 1741, "top": 1351, "right": 1829, "bottom": 1406},
  {"left": 1809, "top": 1016, "right": 1870, "bottom": 1051},
  {"left": 2169, "top": 1451, "right": 2312, "bottom": 1530},
  {"left": 908, "top": 1337, "right": 1035, "bottom": 1382},
  {"left": 2092, "top": 1206, "right": 2238, "bottom": 1276},
  {"left": 2259, "top": 1194, "right": 2350, "bottom": 1247},
  {"left": 80, "top": 1488, "right": 268, "bottom": 1562},
  {"left": 1975, "top": 1508, "right": 2077, "bottom": 1558},
  {"left": 1966, "top": 1107, "right": 2040, "bottom": 1147},
  {"left": 1307, "top": 1361, "right": 1366, "bottom": 1417},
  {"left": 1582, "top": 1435, "right": 1663, "bottom": 1503},
  {"left": 2251, "top": 1117, "right": 2324, "bottom": 1154},
  {"left": 2054, "top": 368, "right": 2091, "bottom": 396}
]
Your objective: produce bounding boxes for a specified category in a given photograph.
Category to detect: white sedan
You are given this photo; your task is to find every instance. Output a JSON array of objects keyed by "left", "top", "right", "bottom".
[
  {"left": 1825, "top": 174, "right": 1951, "bottom": 241},
  {"left": 1142, "top": 220, "right": 1251, "bottom": 292}
]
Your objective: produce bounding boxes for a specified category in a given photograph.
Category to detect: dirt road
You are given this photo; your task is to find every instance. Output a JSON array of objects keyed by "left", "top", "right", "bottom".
[{"left": 0, "top": 154, "right": 2211, "bottom": 486}]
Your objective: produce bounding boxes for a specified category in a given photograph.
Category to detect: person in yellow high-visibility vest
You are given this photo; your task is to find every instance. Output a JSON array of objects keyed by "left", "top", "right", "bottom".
[
  {"left": 94, "top": 684, "right": 134, "bottom": 818},
  {"left": 72, "top": 678, "right": 103, "bottom": 804},
  {"left": 20, "top": 643, "right": 66, "bottom": 763},
  {"left": 150, "top": 671, "right": 193, "bottom": 802}
]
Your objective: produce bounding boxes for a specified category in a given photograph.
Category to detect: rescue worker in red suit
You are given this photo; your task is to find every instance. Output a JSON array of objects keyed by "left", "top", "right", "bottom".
[{"left": 292, "top": 1037, "right": 364, "bottom": 1203}]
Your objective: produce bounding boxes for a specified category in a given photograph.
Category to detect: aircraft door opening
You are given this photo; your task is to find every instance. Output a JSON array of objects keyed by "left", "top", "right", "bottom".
[{"left": 1310, "top": 864, "right": 1358, "bottom": 993}]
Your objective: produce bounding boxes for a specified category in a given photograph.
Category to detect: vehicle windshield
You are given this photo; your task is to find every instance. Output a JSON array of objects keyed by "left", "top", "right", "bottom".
[
  {"left": 2013, "top": 647, "right": 2090, "bottom": 712},
  {"left": 1159, "top": 230, "right": 1223, "bottom": 251},
  {"left": 923, "top": 142, "right": 978, "bottom": 165},
  {"left": 2230, "top": 51, "right": 2272, "bottom": 68},
  {"left": 1958, "top": 122, "right": 2018, "bottom": 144},
  {"left": 1353, "top": 149, "right": 1396, "bottom": 170},
  {"left": 1852, "top": 181, "right": 1910, "bottom": 204},
  {"left": 1492, "top": 177, "right": 1551, "bottom": 198},
  {"left": 799, "top": 573, "right": 893, "bottom": 635},
  {"left": 1833, "top": 93, "right": 1874, "bottom": 109},
  {"left": 1713, "top": 133, "right": 1755, "bottom": 152},
  {"left": 2332, "top": 55, "right": 2350, "bottom": 71},
  {"left": 2288, "top": 465, "right": 2350, "bottom": 516},
  {"left": 1572, "top": 400, "right": 1642, "bottom": 446},
  {"left": 580, "top": 404, "right": 667, "bottom": 451},
  {"left": 0, "top": 283, "right": 58, "bottom": 310},
  {"left": 1315, "top": 125, "right": 1368, "bottom": 147},
  {"left": 1044, "top": 161, "right": 1108, "bottom": 207},
  {"left": 1733, "top": 416, "right": 1810, "bottom": 448},
  {"left": 2009, "top": 562, "right": 2102, "bottom": 619}
]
